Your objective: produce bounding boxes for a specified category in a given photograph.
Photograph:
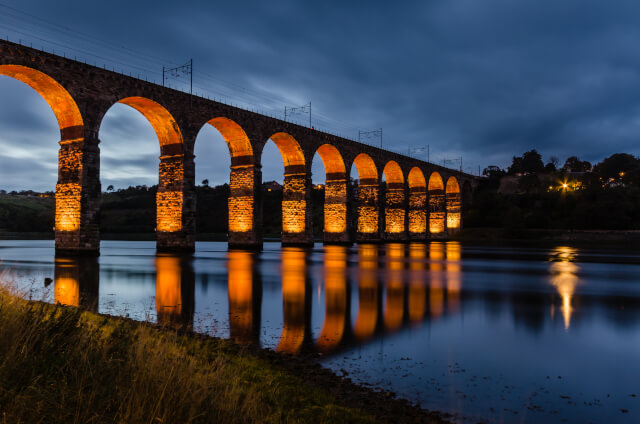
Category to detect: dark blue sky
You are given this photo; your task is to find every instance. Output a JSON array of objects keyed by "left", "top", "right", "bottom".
[{"left": 1, "top": 0, "right": 640, "bottom": 191}]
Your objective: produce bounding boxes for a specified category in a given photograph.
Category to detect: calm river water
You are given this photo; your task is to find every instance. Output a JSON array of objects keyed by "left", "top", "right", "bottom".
[{"left": 1, "top": 240, "right": 639, "bottom": 423}]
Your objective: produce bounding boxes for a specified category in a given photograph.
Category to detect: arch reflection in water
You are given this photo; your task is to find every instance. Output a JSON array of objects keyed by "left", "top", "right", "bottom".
[
  {"left": 445, "top": 242, "right": 462, "bottom": 312},
  {"left": 155, "top": 254, "right": 195, "bottom": 329},
  {"left": 549, "top": 246, "right": 580, "bottom": 330},
  {"left": 53, "top": 256, "right": 99, "bottom": 311},
  {"left": 227, "top": 250, "right": 262, "bottom": 344},
  {"left": 354, "top": 244, "right": 381, "bottom": 341},
  {"left": 428, "top": 242, "right": 445, "bottom": 319},
  {"left": 384, "top": 243, "right": 406, "bottom": 331},
  {"left": 317, "top": 245, "right": 350, "bottom": 352},
  {"left": 277, "top": 248, "right": 311, "bottom": 354},
  {"left": 408, "top": 243, "right": 427, "bottom": 324}
]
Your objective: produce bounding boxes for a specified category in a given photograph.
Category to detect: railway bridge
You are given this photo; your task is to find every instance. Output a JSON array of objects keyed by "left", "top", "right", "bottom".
[{"left": 0, "top": 40, "right": 477, "bottom": 254}]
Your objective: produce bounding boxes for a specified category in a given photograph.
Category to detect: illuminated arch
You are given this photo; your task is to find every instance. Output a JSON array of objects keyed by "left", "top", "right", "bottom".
[
  {"left": 428, "top": 172, "right": 445, "bottom": 234},
  {"left": 110, "top": 97, "right": 184, "bottom": 234},
  {"left": 316, "top": 144, "right": 346, "bottom": 175},
  {"left": 352, "top": 153, "right": 378, "bottom": 182},
  {"left": 200, "top": 117, "right": 255, "bottom": 235},
  {"left": 446, "top": 176, "right": 461, "bottom": 231},
  {"left": 0, "top": 65, "right": 85, "bottom": 235},
  {"left": 353, "top": 153, "right": 379, "bottom": 236},
  {"left": 269, "top": 132, "right": 305, "bottom": 169},
  {"left": 382, "top": 161, "right": 404, "bottom": 185},
  {"left": 428, "top": 172, "right": 444, "bottom": 191},
  {"left": 116, "top": 97, "right": 183, "bottom": 149},
  {"left": 383, "top": 161, "right": 405, "bottom": 235},
  {"left": 408, "top": 167, "right": 427, "bottom": 235},
  {"left": 206, "top": 117, "right": 253, "bottom": 164},
  {"left": 315, "top": 144, "right": 347, "bottom": 236},
  {"left": 0, "top": 65, "right": 83, "bottom": 140},
  {"left": 408, "top": 167, "right": 426, "bottom": 188},
  {"left": 268, "top": 132, "right": 308, "bottom": 236}
]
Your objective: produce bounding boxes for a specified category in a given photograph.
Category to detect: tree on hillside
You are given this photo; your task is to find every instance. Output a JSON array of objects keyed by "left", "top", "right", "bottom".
[
  {"left": 561, "top": 156, "right": 591, "bottom": 173},
  {"left": 508, "top": 150, "right": 545, "bottom": 175},
  {"left": 594, "top": 153, "right": 640, "bottom": 180}
]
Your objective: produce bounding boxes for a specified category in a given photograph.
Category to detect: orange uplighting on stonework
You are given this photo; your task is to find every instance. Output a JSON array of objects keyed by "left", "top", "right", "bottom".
[
  {"left": 55, "top": 183, "right": 82, "bottom": 231},
  {"left": 446, "top": 176, "right": 461, "bottom": 231},
  {"left": 316, "top": 144, "right": 347, "bottom": 234},
  {"left": 353, "top": 153, "right": 379, "bottom": 234},
  {"left": 428, "top": 172, "right": 445, "bottom": 234},
  {"left": 0, "top": 66, "right": 85, "bottom": 235},
  {"left": 269, "top": 133, "right": 308, "bottom": 234},
  {"left": 116, "top": 97, "right": 185, "bottom": 234},
  {"left": 156, "top": 191, "right": 183, "bottom": 232},
  {"left": 207, "top": 117, "right": 255, "bottom": 232},
  {"left": 408, "top": 167, "right": 427, "bottom": 234},
  {"left": 383, "top": 161, "right": 405, "bottom": 234}
]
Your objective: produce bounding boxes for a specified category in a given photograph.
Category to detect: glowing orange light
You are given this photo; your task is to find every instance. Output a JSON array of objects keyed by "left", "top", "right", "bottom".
[
  {"left": 428, "top": 172, "right": 445, "bottom": 234},
  {"left": 317, "top": 245, "right": 348, "bottom": 352},
  {"left": 384, "top": 243, "right": 405, "bottom": 330},
  {"left": 446, "top": 177, "right": 461, "bottom": 231},
  {"left": 354, "top": 244, "right": 379, "bottom": 340},
  {"left": 277, "top": 248, "right": 307, "bottom": 353},
  {"left": 155, "top": 255, "right": 184, "bottom": 325},
  {"left": 228, "top": 250, "right": 257, "bottom": 344},
  {"left": 207, "top": 117, "right": 255, "bottom": 233},
  {"left": 549, "top": 246, "right": 580, "bottom": 330}
]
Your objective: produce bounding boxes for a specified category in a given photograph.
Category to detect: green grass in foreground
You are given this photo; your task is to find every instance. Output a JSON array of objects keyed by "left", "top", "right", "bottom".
[{"left": 0, "top": 287, "right": 378, "bottom": 424}]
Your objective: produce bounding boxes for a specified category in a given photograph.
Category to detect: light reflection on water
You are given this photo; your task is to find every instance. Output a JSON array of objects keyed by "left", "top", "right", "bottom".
[{"left": 1, "top": 240, "right": 639, "bottom": 423}]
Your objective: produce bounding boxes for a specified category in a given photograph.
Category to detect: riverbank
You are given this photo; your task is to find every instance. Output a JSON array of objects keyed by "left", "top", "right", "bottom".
[
  {"left": 454, "top": 227, "right": 640, "bottom": 247},
  {"left": 0, "top": 285, "right": 447, "bottom": 424}
]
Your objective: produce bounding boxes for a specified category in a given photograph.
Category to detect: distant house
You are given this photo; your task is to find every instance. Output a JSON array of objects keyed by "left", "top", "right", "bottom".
[{"left": 263, "top": 181, "right": 282, "bottom": 192}]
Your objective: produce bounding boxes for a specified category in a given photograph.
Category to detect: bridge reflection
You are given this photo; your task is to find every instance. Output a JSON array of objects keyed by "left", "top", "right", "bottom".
[{"left": 50, "top": 242, "right": 473, "bottom": 356}]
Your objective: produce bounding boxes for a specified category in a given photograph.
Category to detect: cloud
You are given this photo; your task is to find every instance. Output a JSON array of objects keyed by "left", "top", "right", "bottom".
[{"left": 2, "top": 0, "right": 640, "bottom": 190}]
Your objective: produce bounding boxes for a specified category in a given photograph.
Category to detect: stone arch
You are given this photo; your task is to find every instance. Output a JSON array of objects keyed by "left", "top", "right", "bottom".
[
  {"left": 197, "top": 117, "right": 258, "bottom": 245},
  {"left": 315, "top": 144, "right": 348, "bottom": 242},
  {"left": 382, "top": 161, "right": 406, "bottom": 238},
  {"left": 0, "top": 65, "right": 94, "bottom": 251},
  {"left": 108, "top": 97, "right": 187, "bottom": 248},
  {"left": 446, "top": 176, "right": 461, "bottom": 232},
  {"left": 352, "top": 153, "right": 380, "bottom": 239},
  {"left": 428, "top": 172, "right": 445, "bottom": 235},
  {"left": 408, "top": 167, "right": 427, "bottom": 237},
  {"left": 352, "top": 153, "right": 378, "bottom": 182},
  {"left": 267, "top": 132, "right": 311, "bottom": 244}
]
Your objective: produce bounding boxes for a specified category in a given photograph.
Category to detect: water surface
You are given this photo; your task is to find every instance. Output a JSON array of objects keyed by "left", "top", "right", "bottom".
[{"left": 1, "top": 240, "right": 639, "bottom": 423}]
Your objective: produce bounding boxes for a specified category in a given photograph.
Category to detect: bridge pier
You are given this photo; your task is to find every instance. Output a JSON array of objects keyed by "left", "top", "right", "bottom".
[
  {"left": 282, "top": 171, "right": 314, "bottom": 246},
  {"left": 156, "top": 146, "right": 195, "bottom": 253},
  {"left": 384, "top": 182, "right": 407, "bottom": 241},
  {"left": 356, "top": 179, "right": 382, "bottom": 243},
  {"left": 228, "top": 164, "right": 263, "bottom": 249},
  {"left": 54, "top": 134, "right": 100, "bottom": 256},
  {"left": 408, "top": 185, "right": 428, "bottom": 241},
  {"left": 323, "top": 174, "right": 352, "bottom": 245}
]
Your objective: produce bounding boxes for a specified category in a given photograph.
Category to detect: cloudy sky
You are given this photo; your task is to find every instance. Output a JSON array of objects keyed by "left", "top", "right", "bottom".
[{"left": 1, "top": 0, "right": 640, "bottom": 191}]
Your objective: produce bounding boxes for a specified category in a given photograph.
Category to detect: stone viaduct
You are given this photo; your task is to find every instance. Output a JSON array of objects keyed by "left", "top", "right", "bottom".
[{"left": 0, "top": 40, "right": 477, "bottom": 255}]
